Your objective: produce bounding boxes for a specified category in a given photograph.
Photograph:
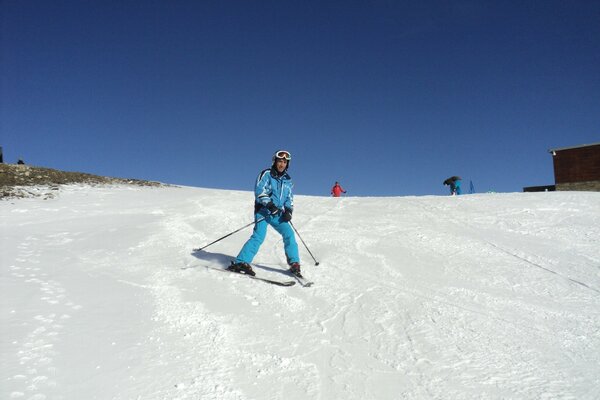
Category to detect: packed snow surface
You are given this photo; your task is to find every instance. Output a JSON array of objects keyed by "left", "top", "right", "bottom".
[{"left": 2, "top": 185, "right": 600, "bottom": 399}]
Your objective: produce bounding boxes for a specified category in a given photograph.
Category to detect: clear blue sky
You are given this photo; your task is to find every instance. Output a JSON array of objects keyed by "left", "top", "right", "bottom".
[{"left": 2, "top": 1, "right": 599, "bottom": 196}]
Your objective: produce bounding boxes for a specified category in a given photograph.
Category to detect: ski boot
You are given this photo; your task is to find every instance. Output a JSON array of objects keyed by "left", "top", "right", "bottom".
[
  {"left": 228, "top": 261, "right": 255, "bottom": 276},
  {"left": 289, "top": 262, "right": 302, "bottom": 278}
]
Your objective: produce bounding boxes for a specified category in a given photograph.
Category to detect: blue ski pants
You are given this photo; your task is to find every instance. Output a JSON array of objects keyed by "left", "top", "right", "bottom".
[{"left": 236, "top": 212, "right": 300, "bottom": 265}]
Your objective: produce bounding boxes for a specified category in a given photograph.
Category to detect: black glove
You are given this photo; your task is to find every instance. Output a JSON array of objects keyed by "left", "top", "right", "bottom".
[
  {"left": 281, "top": 209, "right": 292, "bottom": 222},
  {"left": 266, "top": 202, "right": 280, "bottom": 215}
]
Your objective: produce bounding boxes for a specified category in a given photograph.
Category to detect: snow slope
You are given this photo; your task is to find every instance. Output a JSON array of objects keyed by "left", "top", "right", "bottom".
[{"left": 2, "top": 185, "right": 600, "bottom": 399}]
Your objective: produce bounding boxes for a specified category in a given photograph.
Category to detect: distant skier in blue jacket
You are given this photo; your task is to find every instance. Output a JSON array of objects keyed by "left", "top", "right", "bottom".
[{"left": 229, "top": 150, "right": 302, "bottom": 277}]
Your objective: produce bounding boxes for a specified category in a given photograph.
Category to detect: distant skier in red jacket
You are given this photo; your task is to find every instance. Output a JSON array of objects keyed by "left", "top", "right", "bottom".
[{"left": 331, "top": 181, "right": 346, "bottom": 197}]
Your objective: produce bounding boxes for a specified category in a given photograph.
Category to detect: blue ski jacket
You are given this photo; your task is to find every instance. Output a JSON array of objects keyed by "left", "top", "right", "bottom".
[{"left": 255, "top": 167, "right": 294, "bottom": 211}]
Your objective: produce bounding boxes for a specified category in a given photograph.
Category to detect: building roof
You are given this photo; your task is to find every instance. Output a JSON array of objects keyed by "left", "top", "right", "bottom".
[{"left": 548, "top": 142, "right": 600, "bottom": 153}]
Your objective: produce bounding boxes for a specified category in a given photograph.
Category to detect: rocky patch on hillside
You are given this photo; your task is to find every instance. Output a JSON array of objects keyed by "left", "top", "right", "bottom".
[{"left": 1, "top": 163, "right": 163, "bottom": 200}]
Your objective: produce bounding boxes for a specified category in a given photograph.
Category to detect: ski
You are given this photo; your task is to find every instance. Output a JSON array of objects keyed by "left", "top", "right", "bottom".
[
  {"left": 288, "top": 270, "right": 314, "bottom": 287},
  {"left": 205, "top": 266, "right": 296, "bottom": 287}
]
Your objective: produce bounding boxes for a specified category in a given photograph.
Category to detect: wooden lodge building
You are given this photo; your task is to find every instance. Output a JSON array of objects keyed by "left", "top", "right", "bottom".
[
  {"left": 549, "top": 142, "right": 600, "bottom": 191},
  {"left": 524, "top": 142, "right": 600, "bottom": 192}
]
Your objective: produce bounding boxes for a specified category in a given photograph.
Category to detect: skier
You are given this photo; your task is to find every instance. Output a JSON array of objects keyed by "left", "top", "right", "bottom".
[
  {"left": 331, "top": 181, "right": 347, "bottom": 197},
  {"left": 229, "top": 150, "right": 302, "bottom": 277},
  {"left": 443, "top": 176, "right": 462, "bottom": 196}
]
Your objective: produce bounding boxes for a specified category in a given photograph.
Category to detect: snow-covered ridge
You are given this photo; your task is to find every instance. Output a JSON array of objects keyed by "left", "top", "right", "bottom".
[{"left": 2, "top": 184, "right": 599, "bottom": 399}]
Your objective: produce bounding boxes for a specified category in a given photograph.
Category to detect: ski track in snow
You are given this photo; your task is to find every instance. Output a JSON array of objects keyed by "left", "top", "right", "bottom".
[{"left": 2, "top": 185, "right": 600, "bottom": 399}]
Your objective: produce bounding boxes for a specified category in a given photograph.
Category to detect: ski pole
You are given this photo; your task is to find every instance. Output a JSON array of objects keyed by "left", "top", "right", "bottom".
[
  {"left": 194, "top": 216, "right": 266, "bottom": 252},
  {"left": 289, "top": 221, "right": 320, "bottom": 266}
]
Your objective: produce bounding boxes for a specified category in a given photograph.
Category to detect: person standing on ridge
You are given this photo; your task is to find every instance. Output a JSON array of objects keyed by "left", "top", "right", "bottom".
[
  {"left": 331, "top": 181, "right": 346, "bottom": 197},
  {"left": 229, "top": 150, "right": 302, "bottom": 277}
]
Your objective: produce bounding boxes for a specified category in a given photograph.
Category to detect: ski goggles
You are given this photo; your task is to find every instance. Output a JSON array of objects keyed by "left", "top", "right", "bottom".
[{"left": 274, "top": 150, "right": 291, "bottom": 160}]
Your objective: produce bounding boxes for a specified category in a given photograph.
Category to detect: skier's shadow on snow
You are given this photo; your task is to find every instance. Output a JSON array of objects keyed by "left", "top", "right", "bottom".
[
  {"left": 190, "top": 250, "right": 289, "bottom": 275},
  {"left": 189, "top": 250, "right": 233, "bottom": 268}
]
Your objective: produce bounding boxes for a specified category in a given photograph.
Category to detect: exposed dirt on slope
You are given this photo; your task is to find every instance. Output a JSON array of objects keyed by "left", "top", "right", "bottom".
[{"left": 0, "top": 163, "right": 164, "bottom": 199}]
